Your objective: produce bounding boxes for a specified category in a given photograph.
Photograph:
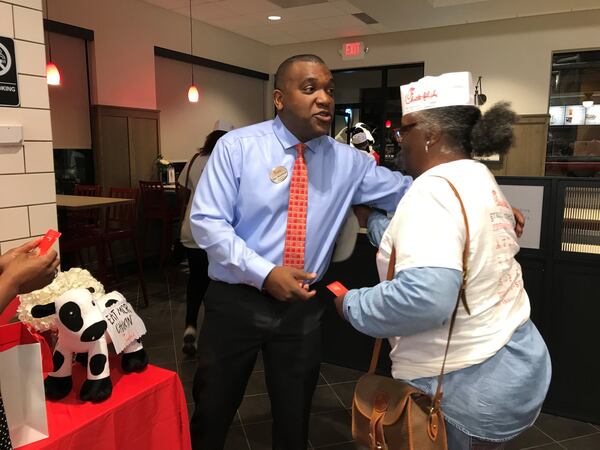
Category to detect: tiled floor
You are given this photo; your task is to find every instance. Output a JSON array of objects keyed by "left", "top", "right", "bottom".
[{"left": 116, "top": 264, "right": 600, "bottom": 450}]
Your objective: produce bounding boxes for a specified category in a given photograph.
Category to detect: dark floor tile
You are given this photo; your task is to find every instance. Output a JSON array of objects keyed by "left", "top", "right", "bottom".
[
  {"left": 320, "top": 364, "right": 364, "bottom": 384},
  {"left": 182, "top": 379, "right": 194, "bottom": 404},
  {"left": 560, "top": 432, "right": 600, "bottom": 449},
  {"left": 506, "top": 426, "right": 554, "bottom": 450},
  {"left": 253, "top": 353, "right": 264, "bottom": 372},
  {"left": 245, "top": 371, "right": 268, "bottom": 396},
  {"left": 535, "top": 413, "right": 598, "bottom": 441},
  {"left": 142, "top": 330, "right": 174, "bottom": 348},
  {"left": 522, "top": 445, "right": 565, "bottom": 450},
  {"left": 313, "top": 442, "right": 359, "bottom": 450},
  {"left": 153, "top": 360, "right": 177, "bottom": 372},
  {"left": 224, "top": 426, "right": 250, "bottom": 450},
  {"left": 329, "top": 382, "right": 356, "bottom": 409},
  {"left": 145, "top": 345, "right": 176, "bottom": 366},
  {"left": 178, "top": 360, "right": 198, "bottom": 383},
  {"left": 239, "top": 394, "right": 272, "bottom": 425},
  {"left": 311, "top": 385, "right": 346, "bottom": 414},
  {"left": 244, "top": 421, "right": 272, "bottom": 450},
  {"left": 308, "top": 410, "right": 353, "bottom": 448}
]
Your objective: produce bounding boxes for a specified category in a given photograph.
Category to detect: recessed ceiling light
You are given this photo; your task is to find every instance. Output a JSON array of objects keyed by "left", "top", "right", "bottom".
[{"left": 268, "top": 15, "right": 282, "bottom": 21}]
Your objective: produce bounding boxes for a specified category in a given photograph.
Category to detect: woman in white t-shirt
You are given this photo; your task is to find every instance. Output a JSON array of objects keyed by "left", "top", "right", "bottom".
[
  {"left": 179, "top": 126, "right": 231, "bottom": 355},
  {"left": 335, "top": 73, "right": 551, "bottom": 449}
]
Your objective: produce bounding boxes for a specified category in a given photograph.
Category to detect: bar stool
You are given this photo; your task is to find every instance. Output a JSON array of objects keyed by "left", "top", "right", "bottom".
[
  {"left": 104, "top": 187, "right": 149, "bottom": 307},
  {"left": 138, "top": 181, "right": 180, "bottom": 267}
]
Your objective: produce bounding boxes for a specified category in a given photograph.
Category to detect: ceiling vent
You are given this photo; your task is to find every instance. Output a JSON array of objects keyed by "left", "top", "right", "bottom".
[
  {"left": 268, "top": 0, "right": 327, "bottom": 8},
  {"left": 352, "top": 12, "right": 378, "bottom": 24}
]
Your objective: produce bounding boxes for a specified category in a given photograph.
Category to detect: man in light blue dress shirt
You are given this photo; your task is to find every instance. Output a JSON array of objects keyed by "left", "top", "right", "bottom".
[{"left": 188, "top": 54, "right": 412, "bottom": 450}]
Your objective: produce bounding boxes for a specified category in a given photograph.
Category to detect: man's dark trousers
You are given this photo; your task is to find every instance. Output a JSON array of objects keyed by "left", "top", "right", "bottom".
[{"left": 190, "top": 280, "right": 326, "bottom": 450}]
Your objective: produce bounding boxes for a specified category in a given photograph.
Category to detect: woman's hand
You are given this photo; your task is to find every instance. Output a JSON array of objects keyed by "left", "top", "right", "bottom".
[
  {"left": 0, "top": 239, "right": 42, "bottom": 274},
  {"left": 512, "top": 207, "right": 525, "bottom": 238},
  {"left": 2, "top": 248, "right": 60, "bottom": 295},
  {"left": 334, "top": 294, "right": 346, "bottom": 320}
]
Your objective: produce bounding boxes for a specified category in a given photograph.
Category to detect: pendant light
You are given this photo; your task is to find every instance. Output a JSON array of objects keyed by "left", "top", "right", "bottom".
[
  {"left": 45, "top": 0, "right": 61, "bottom": 86},
  {"left": 474, "top": 76, "right": 486, "bottom": 106},
  {"left": 187, "top": 0, "right": 199, "bottom": 102}
]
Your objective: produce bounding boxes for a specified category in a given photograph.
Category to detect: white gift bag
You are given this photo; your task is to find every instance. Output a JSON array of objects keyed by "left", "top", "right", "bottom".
[{"left": 0, "top": 323, "right": 48, "bottom": 448}]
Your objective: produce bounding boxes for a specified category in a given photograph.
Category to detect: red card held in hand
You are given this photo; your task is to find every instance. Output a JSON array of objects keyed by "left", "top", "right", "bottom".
[{"left": 326, "top": 281, "right": 348, "bottom": 297}]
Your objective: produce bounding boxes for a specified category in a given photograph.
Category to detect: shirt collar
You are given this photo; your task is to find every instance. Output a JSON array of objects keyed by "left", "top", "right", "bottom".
[{"left": 273, "top": 116, "right": 326, "bottom": 154}]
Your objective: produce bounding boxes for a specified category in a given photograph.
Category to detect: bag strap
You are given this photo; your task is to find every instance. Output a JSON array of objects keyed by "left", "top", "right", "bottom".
[
  {"left": 367, "top": 176, "right": 471, "bottom": 413},
  {"left": 179, "top": 152, "right": 201, "bottom": 222},
  {"left": 184, "top": 152, "right": 201, "bottom": 190}
]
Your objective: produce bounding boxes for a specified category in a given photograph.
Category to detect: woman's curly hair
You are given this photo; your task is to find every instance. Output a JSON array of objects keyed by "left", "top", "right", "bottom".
[{"left": 418, "top": 102, "right": 517, "bottom": 157}]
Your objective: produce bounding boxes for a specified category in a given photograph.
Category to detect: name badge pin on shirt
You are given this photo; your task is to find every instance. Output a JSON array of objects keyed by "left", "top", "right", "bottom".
[{"left": 270, "top": 166, "right": 288, "bottom": 184}]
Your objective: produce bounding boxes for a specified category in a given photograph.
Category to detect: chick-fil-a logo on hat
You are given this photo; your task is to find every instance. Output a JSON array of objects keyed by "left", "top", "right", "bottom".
[{"left": 405, "top": 87, "right": 439, "bottom": 105}]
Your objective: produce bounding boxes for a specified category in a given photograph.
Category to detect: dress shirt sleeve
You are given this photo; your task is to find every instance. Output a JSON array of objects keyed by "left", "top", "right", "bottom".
[
  {"left": 366, "top": 210, "right": 391, "bottom": 247},
  {"left": 342, "top": 267, "right": 462, "bottom": 338},
  {"left": 351, "top": 157, "right": 412, "bottom": 212},
  {"left": 190, "top": 138, "right": 275, "bottom": 289}
]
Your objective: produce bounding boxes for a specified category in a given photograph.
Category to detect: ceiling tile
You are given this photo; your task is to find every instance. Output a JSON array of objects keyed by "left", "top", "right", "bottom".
[
  {"left": 328, "top": 0, "right": 362, "bottom": 14},
  {"left": 219, "top": 0, "right": 283, "bottom": 15}
]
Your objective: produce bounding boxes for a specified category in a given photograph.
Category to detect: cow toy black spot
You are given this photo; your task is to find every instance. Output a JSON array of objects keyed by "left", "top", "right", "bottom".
[{"left": 31, "top": 288, "right": 148, "bottom": 403}]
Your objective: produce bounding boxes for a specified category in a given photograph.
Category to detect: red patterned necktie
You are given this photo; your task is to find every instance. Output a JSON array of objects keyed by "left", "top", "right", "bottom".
[{"left": 282, "top": 143, "right": 308, "bottom": 269}]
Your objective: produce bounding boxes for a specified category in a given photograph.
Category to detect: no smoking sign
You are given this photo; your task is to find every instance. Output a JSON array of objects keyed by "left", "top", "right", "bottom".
[{"left": 0, "top": 36, "right": 20, "bottom": 107}]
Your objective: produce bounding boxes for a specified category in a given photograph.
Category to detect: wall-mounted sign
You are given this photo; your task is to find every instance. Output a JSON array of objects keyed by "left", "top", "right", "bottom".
[
  {"left": 565, "top": 105, "right": 586, "bottom": 125},
  {"left": 584, "top": 105, "right": 600, "bottom": 125},
  {"left": 0, "top": 36, "right": 19, "bottom": 107},
  {"left": 341, "top": 41, "right": 366, "bottom": 61},
  {"left": 549, "top": 106, "right": 565, "bottom": 126}
]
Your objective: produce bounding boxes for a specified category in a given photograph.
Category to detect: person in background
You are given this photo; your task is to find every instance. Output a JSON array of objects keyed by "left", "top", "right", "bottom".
[
  {"left": 178, "top": 120, "right": 234, "bottom": 356},
  {"left": 188, "top": 54, "right": 413, "bottom": 449},
  {"left": 0, "top": 239, "right": 60, "bottom": 313},
  {"left": 351, "top": 130, "right": 380, "bottom": 164},
  {"left": 335, "top": 72, "right": 550, "bottom": 450}
]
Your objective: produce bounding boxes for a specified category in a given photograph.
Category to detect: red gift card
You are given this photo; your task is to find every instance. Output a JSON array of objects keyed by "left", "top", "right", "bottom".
[
  {"left": 326, "top": 281, "right": 348, "bottom": 297},
  {"left": 37, "top": 229, "right": 61, "bottom": 255}
]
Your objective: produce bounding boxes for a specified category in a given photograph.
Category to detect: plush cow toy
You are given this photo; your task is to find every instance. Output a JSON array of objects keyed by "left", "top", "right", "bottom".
[{"left": 30, "top": 288, "right": 148, "bottom": 403}]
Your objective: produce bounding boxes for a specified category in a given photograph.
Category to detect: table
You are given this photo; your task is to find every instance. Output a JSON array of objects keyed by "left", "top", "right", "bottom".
[
  {"left": 21, "top": 360, "right": 191, "bottom": 450},
  {"left": 56, "top": 195, "right": 133, "bottom": 210}
]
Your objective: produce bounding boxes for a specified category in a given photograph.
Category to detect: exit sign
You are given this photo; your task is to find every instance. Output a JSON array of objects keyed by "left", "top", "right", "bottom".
[{"left": 341, "top": 41, "right": 366, "bottom": 61}]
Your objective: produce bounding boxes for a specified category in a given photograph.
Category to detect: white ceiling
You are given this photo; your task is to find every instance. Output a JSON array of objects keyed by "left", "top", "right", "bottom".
[{"left": 141, "top": 0, "right": 600, "bottom": 46}]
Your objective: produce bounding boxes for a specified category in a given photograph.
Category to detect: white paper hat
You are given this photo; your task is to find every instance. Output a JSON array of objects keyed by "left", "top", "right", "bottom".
[
  {"left": 401, "top": 72, "right": 474, "bottom": 115},
  {"left": 213, "top": 119, "right": 235, "bottom": 132},
  {"left": 351, "top": 132, "right": 368, "bottom": 145}
]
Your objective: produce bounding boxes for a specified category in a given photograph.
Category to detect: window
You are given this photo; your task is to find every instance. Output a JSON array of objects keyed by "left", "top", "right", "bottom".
[{"left": 546, "top": 50, "right": 600, "bottom": 177}]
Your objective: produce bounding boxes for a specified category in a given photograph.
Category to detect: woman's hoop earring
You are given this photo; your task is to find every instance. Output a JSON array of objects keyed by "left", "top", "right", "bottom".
[{"left": 425, "top": 141, "right": 430, "bottom": 153}]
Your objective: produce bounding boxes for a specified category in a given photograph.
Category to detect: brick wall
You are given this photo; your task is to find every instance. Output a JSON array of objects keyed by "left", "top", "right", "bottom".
[{"left": 0, "top": 0, "right": 57, "bottom": 253}]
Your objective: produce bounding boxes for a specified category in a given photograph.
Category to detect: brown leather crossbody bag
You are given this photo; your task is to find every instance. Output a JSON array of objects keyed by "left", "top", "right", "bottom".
[{"left": 352, "top": 177, "right": 471, "bottom": 450}]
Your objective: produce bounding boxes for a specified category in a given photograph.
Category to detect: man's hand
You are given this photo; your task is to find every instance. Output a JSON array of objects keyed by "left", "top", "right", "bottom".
[
  {"left": 0, "top": 239, "right": 42, "bottom": 274},
  {"left": 352, "top": 205, "right": 372, "bottom": 228},
  {"left": 263, "top": 266, "right": 317, "bottom": 302},
  {"left": 2, "top": 249, "right": 60, "bottom": 295},
  {"left": 512, "top": 207, "right": 525, "bottom": 238}
]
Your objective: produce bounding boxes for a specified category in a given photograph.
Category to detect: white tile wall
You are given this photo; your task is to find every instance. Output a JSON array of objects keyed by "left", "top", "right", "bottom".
[
  {"left": 0, "top": 207, "right": 29, "bottom": 241},
  {"left": 13, "top": 5, "right": 43, "bottom": 43},
  {"left": 0, "top": 173, "right": 55, "bottom": 208},
  {"left": 15, "top": 40, "right": 46, "bottom": 76},
  {"left": 0, "top": 235, "right": 44, "bottom": 253},
  {"left": 0, "top": 145, "right": 25, "bottom": 174},
  {"left": 28, "top": 203, "right": 57, "bottom": 235},
  {"left": 17, "top": 74, "right": 49, "bottom": 108},
  {"left": 0, "top": 2, "right": 14, "bottom": 38},
  {"left": 0, "top": 107, "right": 52, "bottom": 140},
  {"left": 0, "top": 0, "right": 57, "bottom": 254},
  {"left": 4, "top": 0, "right": 41, "bottom": 9},
  {"left": 24, "top": 141, "right": 53, "bottom": 172}
]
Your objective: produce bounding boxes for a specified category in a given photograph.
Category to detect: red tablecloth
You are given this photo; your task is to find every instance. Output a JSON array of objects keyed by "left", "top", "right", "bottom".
[{"left": 21, "top": 360, "right": 191, "bottom": 450}]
